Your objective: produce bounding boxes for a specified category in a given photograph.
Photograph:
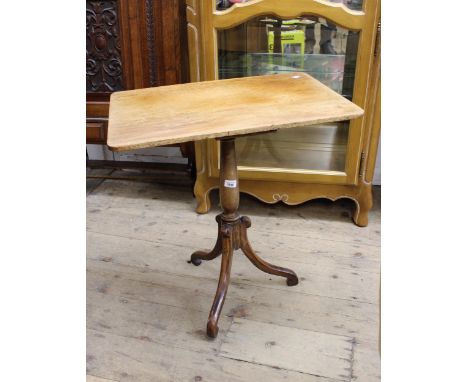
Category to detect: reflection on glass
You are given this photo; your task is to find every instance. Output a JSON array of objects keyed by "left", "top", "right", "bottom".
[
  {"left": 334, "top": 0, "right": 364, "bottom": 11},
  {"left": 218, "top": 16, "right": 357, "bottom": 99},
  {"left": 217, "top": 15, "right": 359, "bottom": 172},
  {"left": 217, "top": 0, "right": 363, "bottom": 11},
  {"left": 216, "top": 0, "right": 251, "bottom": 11},
  {"left": 236, "top": 123, "right": 349, "bottom": 171}
]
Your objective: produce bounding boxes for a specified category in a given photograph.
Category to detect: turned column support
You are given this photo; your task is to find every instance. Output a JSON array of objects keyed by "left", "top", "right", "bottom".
[
  {"left": 219, "top": 138, "right": 240, "bottom": 221},
  {"left": 190, "top": 137, "right": 298, "bottom": 338}
]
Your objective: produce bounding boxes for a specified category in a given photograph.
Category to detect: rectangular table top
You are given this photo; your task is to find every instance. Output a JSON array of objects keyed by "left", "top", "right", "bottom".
[{"left": 107, "top": 73, "right": 364, "bottom": 152}]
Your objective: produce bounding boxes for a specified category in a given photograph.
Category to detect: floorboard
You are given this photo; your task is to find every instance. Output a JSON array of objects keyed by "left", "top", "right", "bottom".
[{"left": 87, "top": 178, "right": 380, "bottom": 381}]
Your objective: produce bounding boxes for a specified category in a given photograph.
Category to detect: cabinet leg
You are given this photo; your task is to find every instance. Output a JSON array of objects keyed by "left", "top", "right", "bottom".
[
  {"left": 353, "top": 183, "right": 373, "bottom": 227},
  {"left": 194, "top": 184, "right": 212, "bottom": 214}
]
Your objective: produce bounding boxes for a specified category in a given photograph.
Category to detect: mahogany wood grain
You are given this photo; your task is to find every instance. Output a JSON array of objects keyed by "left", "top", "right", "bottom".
[
  {"left": 107, "top": 72, "right": 363, "bottom": 151},
  {"left": 190, "top": 138, "right": 298, "bottom": 338}
]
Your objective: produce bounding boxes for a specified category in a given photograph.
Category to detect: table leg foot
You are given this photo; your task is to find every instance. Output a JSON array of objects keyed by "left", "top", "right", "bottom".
[
  {"left": 190, "top": 215, "right": 222, "bottom": 265},
  {"left": 207, "top": 320, "right": 219, "bottom": 338},
  {"left": 240, "top": 216, "right": 299, "bottom": 287},
  {"left": 190, "top": 242, "right": 222, "bottom": 265}
]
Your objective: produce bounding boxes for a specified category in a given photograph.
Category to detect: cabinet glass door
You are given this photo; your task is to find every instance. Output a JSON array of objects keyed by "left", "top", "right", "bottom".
[{"left": 216, "top": 13, "right": 360, "bottom": 177}]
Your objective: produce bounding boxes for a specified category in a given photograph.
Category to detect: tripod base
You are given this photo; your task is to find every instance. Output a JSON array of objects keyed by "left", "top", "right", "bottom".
[{"left": 190, "top": 213, "right": 298, "bottom": 338}]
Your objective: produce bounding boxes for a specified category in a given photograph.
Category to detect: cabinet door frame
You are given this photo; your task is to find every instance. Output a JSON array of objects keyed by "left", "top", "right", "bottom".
[{"left": 191, "top": 0, "right": 379, "bottom": 185}]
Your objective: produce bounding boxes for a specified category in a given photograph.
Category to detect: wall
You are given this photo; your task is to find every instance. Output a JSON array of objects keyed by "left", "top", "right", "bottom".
[{"left": 86, "top": 145, "right": 188, "bottom": 165}]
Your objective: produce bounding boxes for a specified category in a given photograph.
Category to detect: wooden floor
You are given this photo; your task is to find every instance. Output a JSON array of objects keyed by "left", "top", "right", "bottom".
[{"left": 87, "top": 170, "right": 380, "bottom": 382}]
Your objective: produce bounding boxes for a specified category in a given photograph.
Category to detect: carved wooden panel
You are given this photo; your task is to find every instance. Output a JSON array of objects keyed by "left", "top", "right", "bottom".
[
  {"left": 86, "top": 1, "right": 124, "bottom": 92},
  {"left": 145, "top": 0, "right": 157, "bottom": 86},
  {"left": 86, "top": 0, "right": 190, "bottom": 153}
]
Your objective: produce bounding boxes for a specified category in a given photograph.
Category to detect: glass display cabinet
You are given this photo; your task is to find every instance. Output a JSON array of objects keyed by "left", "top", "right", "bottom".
[{"left": 186, "top": 0, "right": 380, "bottom": 226}]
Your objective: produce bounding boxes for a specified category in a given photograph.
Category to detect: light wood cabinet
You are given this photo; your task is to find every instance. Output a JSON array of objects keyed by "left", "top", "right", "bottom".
[{"left": 186, "top": 0, "right": 380, "bottom": 226}]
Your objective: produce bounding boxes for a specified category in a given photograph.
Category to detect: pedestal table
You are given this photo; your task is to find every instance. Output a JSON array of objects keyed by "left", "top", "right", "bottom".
[{"left": 107, "top": 72, "right": 364, "bottom": 338}]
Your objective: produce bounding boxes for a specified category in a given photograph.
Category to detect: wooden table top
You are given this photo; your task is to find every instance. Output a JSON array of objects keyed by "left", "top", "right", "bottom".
[{"left": 107, "top": 72, "right": 364, "bottom": 152}]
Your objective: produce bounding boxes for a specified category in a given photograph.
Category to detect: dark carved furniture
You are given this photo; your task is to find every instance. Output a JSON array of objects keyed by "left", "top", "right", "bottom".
[
  {"left": 106, "top": 72, "right": 363, "bottom": 338},
  {"left": 86, "top": 0, "right": 190, "bottom": 153}
]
